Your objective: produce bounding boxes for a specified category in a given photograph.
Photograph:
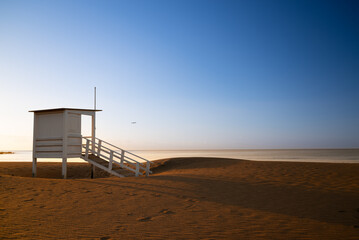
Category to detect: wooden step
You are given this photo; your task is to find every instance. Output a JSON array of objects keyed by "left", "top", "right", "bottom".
[
  {"left": 81, "top": 155, "right": 137, "bottom": 177},
  {"left": 87, "top": 154, "right": 109, "bottom": 167},
  {"left": 80, "top": 153, "right": 146, "bottom": 178},
  {"left": 80, "top": 155, "right": 125, "bottom": 178}
]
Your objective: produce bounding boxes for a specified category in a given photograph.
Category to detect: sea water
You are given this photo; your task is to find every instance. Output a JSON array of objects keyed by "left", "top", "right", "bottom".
[{"left": 0, "top": 149, "right": 358, "bottom": 163}]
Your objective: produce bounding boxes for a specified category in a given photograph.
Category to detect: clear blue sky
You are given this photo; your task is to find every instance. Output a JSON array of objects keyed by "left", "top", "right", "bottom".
[{"left": 0, "top": 0, "right": 358, "bottom": 150}]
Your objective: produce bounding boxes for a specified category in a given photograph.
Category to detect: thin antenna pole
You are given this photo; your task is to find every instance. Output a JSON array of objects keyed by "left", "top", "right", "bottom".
[
  {"left": 92, "top": 86, "right": 96, "bottom": 179},
  {"left": 94, "top": 87, "right": 96, "bottom": 110}
]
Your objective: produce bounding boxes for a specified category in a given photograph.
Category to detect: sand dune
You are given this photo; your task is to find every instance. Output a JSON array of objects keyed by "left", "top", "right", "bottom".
[{"left": 1, "top": 157, "right": 359, "bottom": 239}]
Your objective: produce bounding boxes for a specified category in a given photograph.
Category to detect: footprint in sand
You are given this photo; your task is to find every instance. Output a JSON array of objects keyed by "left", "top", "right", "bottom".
[
  {"left": 99, "top": 237, "right": 111, "bottom": 240},
  {"left": 115, "top": 226, "right": 126, "bottom": 231},
  {"left": 159, "top": 209, "right": 174, "bottom": 215},
  {"left": 24, "top": 198, "right": 34, "bottom": 202},
  {"left": 137, "top": 216, "right": 152, "bottom": 222}
]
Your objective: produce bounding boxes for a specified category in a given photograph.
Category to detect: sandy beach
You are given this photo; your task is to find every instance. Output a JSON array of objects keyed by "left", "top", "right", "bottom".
[{"left": 1, "top": 157, "right": 359, "bottom": 239}]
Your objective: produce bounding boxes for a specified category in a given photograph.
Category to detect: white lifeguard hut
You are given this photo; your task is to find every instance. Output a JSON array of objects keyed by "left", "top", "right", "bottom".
[
  {"left": 30, "top": 108, "right": 152, "bottom": 179},
  {"left": 30, "top": 108, "right": 100, "bottom": 179}
]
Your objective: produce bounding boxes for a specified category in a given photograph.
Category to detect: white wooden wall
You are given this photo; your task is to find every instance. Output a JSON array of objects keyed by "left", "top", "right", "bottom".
[
  {"left": 33, "top": 110, "right": 82, "bottom": 158},
  {"left": 34, "top": 111, "right": 64, "bottom": 158},
  {"left": 66, "top": 112, "right": 82, "bottom": 157}
]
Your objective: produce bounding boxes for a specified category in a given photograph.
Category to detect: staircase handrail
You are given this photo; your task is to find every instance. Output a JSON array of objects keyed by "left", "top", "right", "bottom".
[
  {"left": 83, "top": 136, "right": 153, "bottom": 164},
  {"left": 82, "top": 136, "right": 152, "bottom": 177}
]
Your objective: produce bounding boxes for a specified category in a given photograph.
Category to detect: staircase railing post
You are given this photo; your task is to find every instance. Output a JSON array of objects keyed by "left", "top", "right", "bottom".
[
  {"left": 121, "top": 150, "right": 125, "bottom": 166},
  {"left": 109, "top": 150, "right": 113, "bottom": 170},
  {"left": 97, "top": 140, "right": 102, "bottom": 157},
  {"left": 85, "top": 139, "right": 89, "bottom": 158},
  {"left": 135, "top": 163, "right": 140, "bottom": 177},
  {"left": 145, "top": 161, "right": 150, "bottom": 177}
]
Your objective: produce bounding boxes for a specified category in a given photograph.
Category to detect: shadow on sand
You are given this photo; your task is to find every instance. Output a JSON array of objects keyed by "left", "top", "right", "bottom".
[{"left": 75, "top": 174, "right": 359, "bottom": 228}]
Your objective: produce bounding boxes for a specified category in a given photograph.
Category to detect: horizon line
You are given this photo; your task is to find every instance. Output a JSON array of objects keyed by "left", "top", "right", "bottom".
[{"left": 4, "top": 147, "right": 359, "bottom": 152}]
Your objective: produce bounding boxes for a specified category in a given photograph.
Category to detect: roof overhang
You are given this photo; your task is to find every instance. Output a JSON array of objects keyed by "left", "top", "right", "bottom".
[{"left": 29, "top": 108, "right": 102, "bottom": 116}]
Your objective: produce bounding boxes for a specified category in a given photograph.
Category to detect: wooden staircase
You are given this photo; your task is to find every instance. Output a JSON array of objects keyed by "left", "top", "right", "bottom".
[{"left": 80, "top": 137, "right": 152, "bottom": 178}]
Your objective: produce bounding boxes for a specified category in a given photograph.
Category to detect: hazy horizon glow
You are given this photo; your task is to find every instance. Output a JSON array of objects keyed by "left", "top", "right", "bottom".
[{"left": 0, "top": 0, "right": 358, "bottom": 150}]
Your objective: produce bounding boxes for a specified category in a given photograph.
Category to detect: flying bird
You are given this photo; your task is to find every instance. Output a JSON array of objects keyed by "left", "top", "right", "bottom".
[{"left": 131, "top": 122, "right": 137, "bottom": 124}]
